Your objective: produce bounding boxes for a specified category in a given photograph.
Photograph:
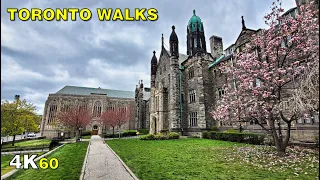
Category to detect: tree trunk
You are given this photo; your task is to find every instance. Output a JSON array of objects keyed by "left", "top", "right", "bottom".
[
  {"left": 269, "top": 118, "right": 286, "bottom": 156},
  {"left": 112, "top": 127, "right": 115, "bottom": 135},
  {"left": 118, "top": 126, "right": 121, "bottom": 139},
  {"left": 76, "top": 130, "right": 80, "bottom": 142},
  {"left": 12, "top": 135, "right": 16, "bottom": 146}
]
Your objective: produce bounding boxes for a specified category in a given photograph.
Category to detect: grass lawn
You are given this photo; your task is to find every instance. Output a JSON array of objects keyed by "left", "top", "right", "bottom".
[
  {"left": 81, "top": 135, "right": 91, "bottom": 139},
  {"left": 1, "top": 152, "right": 45, "bottom": 176},
  {"left": 6, "top": 142, "right": 89, "bottom": 180},
  {"left": 106, "top": 138, "right": 319, "bottom": 180},
  {"left": 2, "top": 139, "right": 51, "bottom": 148}
]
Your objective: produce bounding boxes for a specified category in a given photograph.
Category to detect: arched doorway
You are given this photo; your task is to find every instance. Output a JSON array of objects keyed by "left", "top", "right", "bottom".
[{"left": 92, "top": 125, "right": 98, "bottom": 135}]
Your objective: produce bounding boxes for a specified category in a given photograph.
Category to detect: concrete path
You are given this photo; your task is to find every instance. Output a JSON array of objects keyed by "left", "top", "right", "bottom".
[
  {"left": 82, "top": 135, "right": 136, "bottom": 180},
  {"left": 1, "top": 149, "right": 49, "bottom": 155}
]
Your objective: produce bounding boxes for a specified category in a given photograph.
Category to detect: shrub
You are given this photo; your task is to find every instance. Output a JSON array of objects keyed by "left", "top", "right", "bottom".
[
  {"left": 138, "top": 129, "right": 149, "bottom": 135},
  {"left": 122, "top": 130, "right": 137, "bottom": 137},
  {"left": 154, "top": 134, "right": 168, "bottom": 140},
  {"left": 102, "top": 130, "right": 138, "bottom": 138},
  {"left": 224, "top": 129, "right": 238, "bottom": 133},
  {"left": 211, "top": 125, "right": 219, "bottom": 132},
  {"left": 160, "top": 129, "right": 169, "bottom": 135},
  {"left": 140, "top": 132, "right": 180, "bottom": 140},
  {"left": 168, "top": 132, "right": 180, "bottom": 139},
  {"left": 81, "top": 131, "right": 92, "bottom": 136},
  {"left": 202, "top": 132, "right": 210, "bottom": 139},
  {"left": 49, "top": 138, "right": 60, "bottom": 150},
  {"left": 203, "top": 131, "right": 265, "bottom": 145},
  {"left": 140, "top": 134, "right": 155, "bottom": 140}
]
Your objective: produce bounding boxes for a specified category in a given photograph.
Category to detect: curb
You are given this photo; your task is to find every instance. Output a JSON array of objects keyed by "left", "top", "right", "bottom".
[
  {"left": 1, "top": 144, "right": 65, "bottom": 180},
  {"left": 105, "top": 141, "right": 139, "bottom": 180},
  {"left": 79, "top": 140, "right": 91, "bottom": 180}
]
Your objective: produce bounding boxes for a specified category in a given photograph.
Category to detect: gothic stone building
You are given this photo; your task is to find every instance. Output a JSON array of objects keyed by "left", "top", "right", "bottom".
[
  {"left": 143, "top": 2, "right": 319, "bottom": 139},
  {"left": 134, "top": 80, "right": 151, "bottom": 130},
  {"left": 148, "top": 10, "right": 218, "bottom": 136},
  {"left": 40, "top": 85, "right": 136, "bottom": 138}
]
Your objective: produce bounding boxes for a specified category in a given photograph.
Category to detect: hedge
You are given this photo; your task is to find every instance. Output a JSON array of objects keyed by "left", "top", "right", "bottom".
[
  {"left": 202, "top": 131, "right": 265, "bottom": 145},
  {"left": 102, "top": 130, "right": 137, "bottom": 138},
  {"left": 81, "top": 131, "right": 92, "bottom": 136},
  {"left": 138, "top": 129, "right": 149, "bottom": 135},
  {"left": 140, "top": 132, "right": 180, "bottom": 140}
]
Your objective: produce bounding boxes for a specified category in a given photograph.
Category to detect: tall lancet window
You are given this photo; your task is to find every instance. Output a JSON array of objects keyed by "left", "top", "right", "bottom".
[
  {"left": 194, "top": 38, "right": 197, "bottom": 48},
  {"left": 48, "top": 101, "right": 58, "bottom": 124},
  {"left": 199, "top": 38, "right": 202, "bottom": 48},
  {"left": 93, "top": 101, "right": 102, "bottom": 117}
]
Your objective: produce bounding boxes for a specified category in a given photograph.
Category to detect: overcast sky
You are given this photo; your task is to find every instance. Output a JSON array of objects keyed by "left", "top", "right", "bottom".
[{"left": 1, "top": 0, "right": 296, "bottom": 114}]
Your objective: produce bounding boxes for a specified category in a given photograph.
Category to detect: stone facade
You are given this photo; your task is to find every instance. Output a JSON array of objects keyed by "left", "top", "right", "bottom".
[
  {"left": 148, "top": 11, "right": 218, "bottom": 136},
  {"left": 144, "top": 2, "right": 319, "bottom": 139},
  {"left": 40, "top": 86, "right": 136, "bottom": 138},
  {"left": 134, "top": 80, "right": 150, "bottom": 130}
]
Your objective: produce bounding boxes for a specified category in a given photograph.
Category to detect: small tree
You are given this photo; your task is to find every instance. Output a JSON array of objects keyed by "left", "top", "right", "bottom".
[
  {"left": 101, "top": 105, "right": 132, "bottom": 138},
  {"left": 212, "top": 1, "right": 319, "bottom": 155},
  {"left": 116, "top": 105, "right": 132, "bottom": 135},
  {"left": 1, "top": 99, "right": 38, "bottom": 146},
  {"left": 101, "top": 110, "right": 118, "bottom": 135},
  {"left": 57, "top": 107, "right": 92, "bottom": 141}
]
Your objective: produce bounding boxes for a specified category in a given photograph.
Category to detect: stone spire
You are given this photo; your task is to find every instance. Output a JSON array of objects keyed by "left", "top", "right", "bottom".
[
  {"left": 161, "top": 33, "right": 164, "bottom": 48},
  {"left": 241, "top": 16, "right": 246, "bottom": 30},
  {"left": 169, "top": 25, "right": 179, "bottom": 57}
]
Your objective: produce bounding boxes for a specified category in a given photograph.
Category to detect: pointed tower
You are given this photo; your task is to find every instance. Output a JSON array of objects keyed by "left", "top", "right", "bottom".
[
  {"left": 187, "top": 10, "right": 207, "bottom": 56},
  {"left": 150, "top": 51, "right": 157, "bottom": 88},
  {"left": 169, "top": 25, "right": 181, "bottom": 130}
]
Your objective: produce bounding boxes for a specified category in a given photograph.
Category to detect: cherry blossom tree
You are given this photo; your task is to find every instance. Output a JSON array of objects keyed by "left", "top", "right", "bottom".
[
  {"left": 57, "top": 106, "right": 92, "bottom": 141},
  {"left": 101, "top": 105, "right": 132, "bottom": 138},
  {"left": 101, "top": 109, "right": 118, "bottom": 135},
  {"left": 212, "top": 0, "right": 319, "bottom": 155}
]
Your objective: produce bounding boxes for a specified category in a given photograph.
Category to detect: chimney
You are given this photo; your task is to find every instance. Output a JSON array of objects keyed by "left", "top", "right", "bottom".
[{"left": 209, "top": 35, "right": 223, "bottom": 59}]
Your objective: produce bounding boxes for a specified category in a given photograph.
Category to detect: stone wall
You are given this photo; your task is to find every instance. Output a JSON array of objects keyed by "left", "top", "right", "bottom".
[{"left": 41, "top": 94, "right": 136, "bottom": 138}]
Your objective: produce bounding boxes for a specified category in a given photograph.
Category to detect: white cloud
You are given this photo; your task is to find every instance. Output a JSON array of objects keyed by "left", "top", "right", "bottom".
[
  {"left": 1, "top": 54, "right": 45, "bottom": 82},
  {"left": 82, "top": 21, "right": 148, "bottom": 47},
  {"left": 1, "top": 21, "right": 77, "bottom": 57},
  {"left": 86, "top": 58, "right": 150, "bottom": 88}
]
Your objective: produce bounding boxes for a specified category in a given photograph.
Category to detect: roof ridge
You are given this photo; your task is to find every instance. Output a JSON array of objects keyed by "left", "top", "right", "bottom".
[{"left": 63, "top": 85, "right": 133, "bottom": 92}]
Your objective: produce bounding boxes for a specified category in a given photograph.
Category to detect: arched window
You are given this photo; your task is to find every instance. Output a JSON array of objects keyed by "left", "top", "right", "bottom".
[
  {"left": 194, "top": 38, "right": 197, "bottom": 48},
  {"left": 61, "top": 100, "right": 72, "bottom": 112},
  {"left": 79, "top": 100, "right": 87, "bottom": 111},
  {"left": 48, "top": 101, "right": 58, "bottom": 124},
  {"left": 93, "top": 101, "right": 102, "bottom": 117}
]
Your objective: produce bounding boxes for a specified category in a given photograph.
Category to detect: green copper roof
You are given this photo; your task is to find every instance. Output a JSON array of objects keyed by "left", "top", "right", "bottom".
[
  {"left": 208, "top": 55, "right": 225, "bottom": 68},
  {"left": 188, "top": 10, "right": 203, "bottom": 32},
  {"left": 55, "top": 85, "right": 135, "bottom": 99}
]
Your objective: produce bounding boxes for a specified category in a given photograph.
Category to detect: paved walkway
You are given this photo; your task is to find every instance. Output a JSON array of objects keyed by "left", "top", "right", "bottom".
[
  {"left": 82, "top": 135, "right": 135, "bottom": 180},
  {"left": 1, "top": 149, "right": 49, "bottom": 155}
]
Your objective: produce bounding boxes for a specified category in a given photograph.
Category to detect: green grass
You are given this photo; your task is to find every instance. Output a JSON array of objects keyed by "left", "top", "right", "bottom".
[
  {"left": 6, "top": 142, "right": 89, "bottom": 180},
  {"left": 106, "top": 138, "right": 319, "bottom": 180},
  {"left": 2, "top": 139, "right": 51, "bottom": 148},
  {"left": 1, "top": 152, "right": 45, "bottom": 176},
  {"left": 80, "top": 135, "right": 91, "bottom": 139}
]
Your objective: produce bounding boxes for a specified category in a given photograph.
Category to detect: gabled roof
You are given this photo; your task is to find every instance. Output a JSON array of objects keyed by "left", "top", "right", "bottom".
[
  {"left": 234, "top": 28, "right": 258, "bottom": 47},
  {"left": 55, "top": 85, "right": 135, "bottom": 99},
  {"left": 163, "top": 48, "right": 189, "bottom": 65}
]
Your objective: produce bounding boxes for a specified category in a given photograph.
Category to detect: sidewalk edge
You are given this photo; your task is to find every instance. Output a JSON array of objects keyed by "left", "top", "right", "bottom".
[{"left": 105, "top": 141, "right": 139, "bottom": 180}]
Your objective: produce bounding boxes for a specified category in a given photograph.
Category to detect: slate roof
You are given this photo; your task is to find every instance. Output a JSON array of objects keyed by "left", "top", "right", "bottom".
[
  {"left": 165, "top": 49, "right": 189, "bottom": 65},
  {"left": 55, "top": 85, "right": 135, "bottom": 99}
]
